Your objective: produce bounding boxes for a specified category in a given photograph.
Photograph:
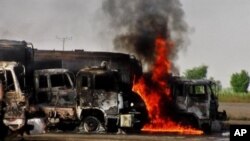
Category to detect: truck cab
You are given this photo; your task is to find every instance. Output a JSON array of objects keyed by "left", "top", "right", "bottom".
[
  {"left": 33, "top": 69, "right": 77, "bottom": 128},
  {"left": 0, "top": 61, "right": 27, "bottom": 131},
  {"left": 76, "top": 65, "right": 139, "bottom": 132},
  {"left": 170, "top": 78, "right": 227, "bottom": 133}
]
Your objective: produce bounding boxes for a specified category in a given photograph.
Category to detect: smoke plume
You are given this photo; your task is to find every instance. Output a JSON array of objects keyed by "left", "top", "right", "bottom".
[{"left": 102, "top": 0, "right": 189, "bottom": 72}]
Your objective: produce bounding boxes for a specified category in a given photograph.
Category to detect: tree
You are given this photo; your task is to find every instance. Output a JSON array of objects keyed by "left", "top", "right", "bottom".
[
  {"left": 230, "top": 70, "right": 250, "bottom": 93},
  {"left": 184, "top": 65, "right": 208, "bottom": 79},
  {"left": 209, "top": 77, "right": 222, "bottom": 92}
]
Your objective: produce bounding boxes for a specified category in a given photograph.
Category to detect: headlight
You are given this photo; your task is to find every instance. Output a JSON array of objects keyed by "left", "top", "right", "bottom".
[{"left": 130, "top": 102, "right": 134, "bottom": 107}]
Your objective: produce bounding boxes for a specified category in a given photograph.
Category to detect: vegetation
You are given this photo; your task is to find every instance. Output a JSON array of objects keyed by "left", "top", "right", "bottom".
[
  {"left": 230, "top": 70, "right": 250, "bottom": 93},
  {"left": 217, "top": 89, "right": 250, "bottom": 103},
  {"left": 184, "top": 65, "right": 208, "bottom": 79},
  {"left": 183, "top": 65, "right": 250, "bottom": 103}
]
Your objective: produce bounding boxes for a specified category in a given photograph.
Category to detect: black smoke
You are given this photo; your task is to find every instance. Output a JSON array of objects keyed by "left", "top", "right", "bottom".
[{"left": 102, "top": 0, "right": 189, "bottom": 72}]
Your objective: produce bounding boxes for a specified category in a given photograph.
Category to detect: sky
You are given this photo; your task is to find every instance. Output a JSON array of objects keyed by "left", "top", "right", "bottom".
[
  {"left": 0, "top": 0, "right": 250, "bottom": 87},
  {"left": 178, "top": 0, "right": 250, "bottom": 87}
]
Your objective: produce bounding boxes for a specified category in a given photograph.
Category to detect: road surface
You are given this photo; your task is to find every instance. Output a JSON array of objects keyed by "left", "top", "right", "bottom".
[{"left": 5, "top": 132, "right": 230, "bottom": 141}]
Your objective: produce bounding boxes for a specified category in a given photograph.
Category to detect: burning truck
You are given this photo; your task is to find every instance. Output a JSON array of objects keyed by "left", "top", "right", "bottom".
[
  {"left": 132, "top": 37, "right": 227, "bottom": 134},
  {"left": 0, "top": 39, "right": 227, "bottom": 135}
]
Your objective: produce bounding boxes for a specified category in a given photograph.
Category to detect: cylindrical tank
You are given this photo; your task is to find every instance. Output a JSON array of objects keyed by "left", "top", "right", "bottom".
[
  {"left": 34, "top": 50, "right": 142, "bottom": 90},
  {"left": 0, "top": 40, "right": 34, "bottom": 73}
]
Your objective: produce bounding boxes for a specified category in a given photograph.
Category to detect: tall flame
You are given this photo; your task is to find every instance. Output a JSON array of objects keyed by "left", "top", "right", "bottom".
[{"left": 133, "top": 37, "right": 203, "bottom": 135}]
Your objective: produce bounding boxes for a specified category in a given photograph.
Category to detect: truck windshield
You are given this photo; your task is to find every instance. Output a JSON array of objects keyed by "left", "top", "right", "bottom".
[
  {"left": 188, "top": 84, "right": 209, "bottom": 100},
  {"left": 51, "top": 73, "right": 72, "bottom": 88},
  {"left": 94, "top": 73, "right": 119, "bottom": 91}
]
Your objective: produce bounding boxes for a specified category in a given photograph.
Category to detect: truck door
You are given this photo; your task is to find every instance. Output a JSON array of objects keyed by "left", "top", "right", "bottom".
[
  {"left": 49, "top": 73, "right": 76, "bottom": 107},
  {"left": 174, "top": 84, "right": 188, "bottom": 110},
  {"left": 92, "top": 73, "right": 119, "bottom": 115},
  {"left": 36, "top": 74, "right": 51, "bottom": 104},
  {"left": 78, "top": 74, "right": 93, "bottom": 107}
]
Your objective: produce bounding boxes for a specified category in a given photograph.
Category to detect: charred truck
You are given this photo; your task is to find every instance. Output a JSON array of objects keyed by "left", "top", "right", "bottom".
[
  {"left": 0, "top": 61, "right": 28, "bottom": 132},
  {"left": 75, "top": 63, "right": 147, "bottom": 132},
  {"left": 0, "top": 40, "right": 35, "bottom": 134},
  {"left": 0, "top": 39, "right": 148, "bottom": 133},
  {"left": 169, "top": 77, "right": 227, "bottom": 133},
  {"left": 32, "top": 66, "right": 144, "bottom": 132}
]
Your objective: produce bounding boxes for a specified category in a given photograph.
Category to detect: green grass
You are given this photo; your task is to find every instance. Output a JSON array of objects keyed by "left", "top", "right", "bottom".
[{"left": 217, "top": 91, "right": 250, "bottom": 103}]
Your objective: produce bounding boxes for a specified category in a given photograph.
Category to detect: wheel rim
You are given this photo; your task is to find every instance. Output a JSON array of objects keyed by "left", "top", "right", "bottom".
[{"left": 83, "top": 117, "right": 100, "bottom": 132}]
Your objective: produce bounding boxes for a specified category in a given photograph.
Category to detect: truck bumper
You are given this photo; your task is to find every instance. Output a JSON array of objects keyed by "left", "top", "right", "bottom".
[{"left": 3, "top": 118, "right": 25, "bottom": 131}]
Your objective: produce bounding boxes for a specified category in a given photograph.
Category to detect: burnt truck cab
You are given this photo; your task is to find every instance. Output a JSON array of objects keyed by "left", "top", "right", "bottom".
[
  {"left": 0, "top": 61, "right": 27, "bottom": 131},
  {"left": 76, "top": 64, "right": 140, "bottom": 132},
  {"left": 34, "top": 69, "right": 77, "bottom": 127},
  {"left": 170, "top": 78, "right": 227, "bottom": 133}
]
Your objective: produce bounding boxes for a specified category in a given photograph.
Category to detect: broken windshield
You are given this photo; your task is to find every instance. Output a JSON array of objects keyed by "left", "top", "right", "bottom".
[
  {"left": 188, "top": 84, "right": 209, "bottom": 100},
  {"left": 51, "top": 73, "right": 72, "bottom": 88},
  {"left": 94, "top": 73, "right": 119, "bottom": 91}
]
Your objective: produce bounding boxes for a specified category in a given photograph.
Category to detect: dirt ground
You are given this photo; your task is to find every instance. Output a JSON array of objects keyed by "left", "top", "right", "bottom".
[
  {"left": 6, "top": 133, "right": 230, "bottom": 141},
  {"left": 219, "top": 102, "right": 250, "bottom": 120}
]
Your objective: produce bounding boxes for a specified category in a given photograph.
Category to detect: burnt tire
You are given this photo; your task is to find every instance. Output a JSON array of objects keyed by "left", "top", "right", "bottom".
[
  {"left": 202, "top": 123, "right": 212, "bottom": 134},
  {"left": 82, "top": 116, "right": 101, "bottom": 133},
  {"left": 0, "top": 119, "right": 8, "bottom": 139}
]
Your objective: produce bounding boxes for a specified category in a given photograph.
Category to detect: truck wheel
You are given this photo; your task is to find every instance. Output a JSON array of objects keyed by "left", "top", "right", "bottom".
[
  {"left": 82, "top": 116, "right": 101, "bottom": 132},
  {"left": 202, "top": 123, "right": 211, "bottom": 134}
]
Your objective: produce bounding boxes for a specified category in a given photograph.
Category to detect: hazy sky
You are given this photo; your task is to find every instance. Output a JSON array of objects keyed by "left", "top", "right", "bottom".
[
  {"left": 178, "top": 0, "right": 250, "bottom": 87},
  {"left": 0, "top": 0, "right": 249, "bottom": 87}
]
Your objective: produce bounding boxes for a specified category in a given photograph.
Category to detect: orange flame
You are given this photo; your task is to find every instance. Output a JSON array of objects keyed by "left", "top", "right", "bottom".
[{"left": 133, "top": 37, "right": 203, "bottom": 135}]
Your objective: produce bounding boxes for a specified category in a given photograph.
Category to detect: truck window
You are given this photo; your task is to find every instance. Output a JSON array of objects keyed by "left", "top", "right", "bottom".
[
  {"left": 14, "top": 66, "right": 25, "bottom": 90},
  {"left": 0, "top": 70, "right": 15, "bottom": 91},
  {"left": 194, "top": 85, "right": 206, "bottom": 95},
  {"left": 0, "top": 71, "right": 5, "bottom": 85},
  {"left": 51, "top": 73, "right": 71, "bottom": 88},
  {"left": 94, "top": 74, "right": 118, "bottom": 91},
  {"left": 189, "top": 85, "right": 209, "bottom": 100},
  {"left": 175, "top": 84, "right": 184, "bottom": 96},
  {"left": 39, "top": 75, "right": 48, "bottom": 88},
  {"left": 81, "top": 76, "right": 88, "bottom": 88},
  {"left": 6, "top": 70, "right": 15, "bottom": 91}
]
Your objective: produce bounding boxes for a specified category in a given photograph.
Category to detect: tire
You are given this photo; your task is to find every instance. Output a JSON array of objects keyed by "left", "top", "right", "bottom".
[
  {"left": 107, "top": 118, "right": 118, "bottom": 133},
  {"left": 82, "top": 116, "right": 101, "bottom": 133},
  {"left": 202, "top": 123, "right": 212, "bottom": 134}
]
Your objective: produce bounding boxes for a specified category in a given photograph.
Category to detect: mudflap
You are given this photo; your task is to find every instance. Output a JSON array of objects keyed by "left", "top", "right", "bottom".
[
  {"left": 217, "top": 110, "right": 228, "bottom": 121},
  {"left": 0, "top": 106, "right": 8, "bottom": 139},
  {"left": 107, "top": 118, "right": 119, "bottom": 132}
]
